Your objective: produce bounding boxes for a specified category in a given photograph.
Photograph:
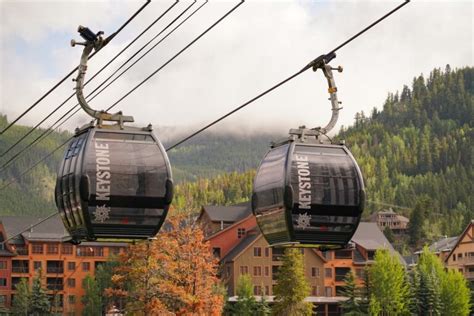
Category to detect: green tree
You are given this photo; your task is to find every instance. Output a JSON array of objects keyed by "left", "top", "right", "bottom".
[
  {"left": 340, "top": 271, "right": 364, "bottom": 315},
  {"left": 440, "top": 269, "right": 470, "bottom": 316},
  {"left": 11, "top": 278, "right": 30, "bottom": 316},
  {"left": 255, "top": 294, "right": 271, "bottom": 316},
  {"left": 95, "top": 259, "right": 121, "bottom": 312},
  {"left": 82, "top": 275, "right": 102, "bottom": 316},
  {"left": 272, "top": 248, "right": 312, "bottom": 316},
  {"left": 409, "top": 198, "right": 428, "bottom": 246},
  {"left": 30, "top": 270, "right": 50, "bottom": 315},
  {"left": 368, "top": 249, "right": 410, "bottom": 315},
  {"left": 383, "top": 227, "right": 395, "bottom": 244},
  {"left": 232, "top": 274, "right": 258, "bottom": 315}
]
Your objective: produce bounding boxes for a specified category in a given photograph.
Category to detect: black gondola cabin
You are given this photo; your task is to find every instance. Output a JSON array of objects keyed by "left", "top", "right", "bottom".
[
  {"left": 252, "top": 137, "right": 365, "bottom": 249},
  {"left": 55, "top": 125, "right": 173, "bottom": 243}
]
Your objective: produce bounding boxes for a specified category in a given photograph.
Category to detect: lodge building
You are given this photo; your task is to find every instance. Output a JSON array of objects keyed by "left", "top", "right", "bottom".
[
  {"left": 198, "top": 203, "right": 405, "bottom": 315},
  {"left": 0, "top": 216, "right": 127, "bottom": 315}
]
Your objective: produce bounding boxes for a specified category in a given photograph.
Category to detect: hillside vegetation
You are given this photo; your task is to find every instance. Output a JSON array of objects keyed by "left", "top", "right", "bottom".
[{"left": 0, "top": 66, "right": 472, "bottom": 241}]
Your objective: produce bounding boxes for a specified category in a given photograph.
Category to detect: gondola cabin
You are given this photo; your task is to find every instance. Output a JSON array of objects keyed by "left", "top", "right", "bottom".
[
  {"left": 252, "top": 133, "right": 365, "bottom": 249},
  {"left": 55, "top": 124, "right": 173, "bottom": 243}
]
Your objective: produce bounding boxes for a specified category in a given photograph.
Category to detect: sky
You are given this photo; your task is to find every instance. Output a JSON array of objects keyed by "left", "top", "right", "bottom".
[{"left": 0, "top": 0, "right": 472, "bottom": 140}]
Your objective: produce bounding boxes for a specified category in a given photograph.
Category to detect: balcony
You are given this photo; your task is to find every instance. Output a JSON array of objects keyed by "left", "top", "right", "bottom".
[
  {"left": 15, "top": 247, "right": 28, "bottom": 256},
  {"left": 12, "top": 260, "right": 29, "bottom": 274},
  {"left": 335, "top": 267, "right": 351, "bottom": 282},
  {"left": 272, "top": 248, "right": 285, "bottom": 262},
  {"left": 47, "top": 261, "right": 64, "bottom": 274},
  {"left": 46, "top": 278, "right": 63, "bottom": 291}
]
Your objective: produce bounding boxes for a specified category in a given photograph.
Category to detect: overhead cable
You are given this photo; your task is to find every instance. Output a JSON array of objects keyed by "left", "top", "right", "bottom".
[
  {"left": 0, "top": 0, "right": 152, "bottom": 136},
  {"left": 0, "top": 0, "right": 204, "bottom": 172},
  {"left": 0, "top": 1, "right": 179, "bottom": 158},
  {"left": 166, "top": 1, "right": 410, "bottom": 150}
]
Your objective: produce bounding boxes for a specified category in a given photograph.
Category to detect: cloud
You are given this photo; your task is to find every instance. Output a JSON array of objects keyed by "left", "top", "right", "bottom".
[{"left": 0, "top": 0, "right": 472, "bottom": 142}]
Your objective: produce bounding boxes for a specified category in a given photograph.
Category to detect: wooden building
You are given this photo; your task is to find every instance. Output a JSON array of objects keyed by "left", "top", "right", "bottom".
[
  {"left": 0, "top": 216, "right": 127, "bottom": 315},
  {"left": 445, "top": 220, "right": 474, "bottom": 283},
  {"left": 368, "top": 209, "right": 409, "bottom": 234},
  {"left": 200, "top": 203, "right": 404, "bottom": 316}
]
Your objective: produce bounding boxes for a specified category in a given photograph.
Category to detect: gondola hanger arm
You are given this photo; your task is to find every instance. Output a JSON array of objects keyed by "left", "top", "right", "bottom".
[{"left": 72, "top": 26, "right": 134, "bottom": 127}]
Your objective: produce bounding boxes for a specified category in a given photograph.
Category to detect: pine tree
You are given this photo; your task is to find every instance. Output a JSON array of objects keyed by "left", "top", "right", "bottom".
[
  {"left": 29, "top": 269, "right": 50, "bottom": 315},
  {"left": 233, "top": 274, "right": 258, "bottom": 316},
  {"left": 409, "top": 197, "right": 428, "bottom": 246},
  {"left": 82, "top": 275, "right": 102, "bottom": 316},
  {"left": 415, "top": 247, "right": 444, "bottom": 315},
  {"left": 272, "top": 248, "right": 312, "bottom": 316},
  {"left": 11, "top": 278, "right": 30, "bottom": 316},
  {"left": 367, "top": 249, "right": 410, "bottom": 315},
  {"left": 340, "top": 271, "right": 364, "bottom": 315}
]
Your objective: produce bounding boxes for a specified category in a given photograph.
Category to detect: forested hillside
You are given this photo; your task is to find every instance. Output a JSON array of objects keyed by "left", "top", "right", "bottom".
[
  {"left": 0, "top": 115, "right": 70, "bottom": 215},
  {"left": 0, "top": 65, "right": 472, "bottom": 241},
  {"left": 338, "top": 65, "right": 473, "bottom": 238}
]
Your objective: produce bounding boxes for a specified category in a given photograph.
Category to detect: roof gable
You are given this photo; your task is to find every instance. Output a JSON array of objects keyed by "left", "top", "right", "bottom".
[
  {"left": 445, "top": 220, "right": 474, "bottom": 263},
  {"left": 200, "top": 202, "right": 252, "bottom": 223}
]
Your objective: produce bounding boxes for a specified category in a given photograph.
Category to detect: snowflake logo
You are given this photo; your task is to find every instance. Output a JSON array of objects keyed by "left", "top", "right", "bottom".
[
  {"left": 93, "top": 204, "right": 110, "bottom": 223},
  {"left": 296, "top": 213, "right": 312, "bottom": 230}
]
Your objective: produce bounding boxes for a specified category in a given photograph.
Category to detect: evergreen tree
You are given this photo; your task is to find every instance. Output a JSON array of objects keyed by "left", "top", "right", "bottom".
[
  {"left": 340, "top": 271, "right": 364, "bottom": 315},
  {"left": 29, "top": 270, "right": 50, "bottom": 315},
  {"left": 233, "top": 274, "right": 258, "bottom": 316},
  {"left": 82, "top": 275, "right": 102, "bottom": 316},
  {"left": 95, "top": 259, "right": 120, "bottom": 312},
  {"left": 383, "top": 226, "right": 395, "bottom": 244},
  {"left": 367, "top": 249, "right": 410, "bottom": 315},
  {"left": 255, "top": 294, "right": 271, "bottom": 316},
  {"left": 272, "top": 248, "right": 312, "bottom": 316},
  {"left": 11, "top": 278, "right": 30, "bottom": 316},
  {"left": 409, "top": 197, "right": 428, "bottom": 246},
  {"left": 415, "top": 247, "right": 444, "bottom": 315}
]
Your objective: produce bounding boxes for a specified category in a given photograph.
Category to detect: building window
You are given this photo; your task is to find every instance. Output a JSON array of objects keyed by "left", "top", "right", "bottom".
[
  {"left": 0, "top": 278, "right": 6, "bottom": 287},
  {"left": 68, "top": 295, "right": 76, "bottom": 304},
  {"left": 67, "top": 278, "right": 76, "bottom": 288},
  {"left": 311, "top": 267, "right": 320, "bottom": 278},
  {"left": 47, "top": 244, "right": 59, "bottom": 254},
  {"left": 68, "top": 262, "right": 76, "bottom": 271},
  {"left": 253, "top": 266, "right": 262, "bottom": 276},
  {"left": 82, "top": 262, "right": 90, "bottom": 271},
  {"left": 237, "top": 228, "right": 246, "bottom": 239},
  {"left": 325, "top": 268, "right": 332, "bottom": 278},
  {"left": 254, "top": 247, "right": 262, "bottom": 257},
  {"left": 453, "top": 254, "right": 456, "bottom": 262},
  {"left": 34, "top": 261, "right": 42, "bottom": 271},
  {"left": 111, "top": 247, "right": 120, "bottom": 256},
  {"left": 335, "top": 250, "right": 353, "bottom": 259},
  {"left": 264, "top": 266, "right": 270, "bottom": 277},
  {"left": 77, "top": 246, "right": 103, "bottom": 257},
  {"left": 0, "top": 295, "right": 6, "bottom": 306},
  {"left": 367, "top": 251, "right": 376, "bottom": 260},
  {"left": 0, "top": 261, "right": 6, "bottom": 270},
  {"left": 253, "top": 286, "right": 262, "bottom": 295},
  {"left": 325, "top": 286, "right": 333, "bottom": 297},
  {"left": 62, "top": 244, "right": 73, "bottom": 255},
  {"left": 240, "top": 266, "right": 249, "bottom": 275},
  {"left": 212, "top": 248, "right": 221, "bottom": 259},
  {"left": 458, "top": 253, "right": 463, "bottom": 259},
  {"left": 265, "top": 248, "right": 270, "bottom": 257},
  {"left": 322, "top": 251, "right": 332, "bottom": 260},
  {"left": 356, "top": 268, "right": 364, "bottom": 279},
  {"left": 32, "top": 244, "right": 44, "bottom": 254}
]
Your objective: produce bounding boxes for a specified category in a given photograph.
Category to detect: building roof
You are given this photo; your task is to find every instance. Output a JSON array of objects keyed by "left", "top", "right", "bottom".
[
  {"left": 445, "top": 220, "right": 474, "bottom": 263},
  {"left": 0, "top": 215, "right": 68, "bottom": 242},
  {"left": 418, "top": 236, "right": 458, "bottom": 254},
  {"left": 221, "top": 231, "right": 261, "bottom": 264},
  {"left": 200, "top": 202, "right": 252, "bottom": 223},
  {"left": 351, "top": 222, "right": 405, "bottom": 265}
]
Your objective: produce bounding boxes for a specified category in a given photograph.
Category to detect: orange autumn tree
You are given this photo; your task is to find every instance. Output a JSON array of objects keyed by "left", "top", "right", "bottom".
[{"left": 106, "top": 214, "right": 224, "bottom": 315}]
